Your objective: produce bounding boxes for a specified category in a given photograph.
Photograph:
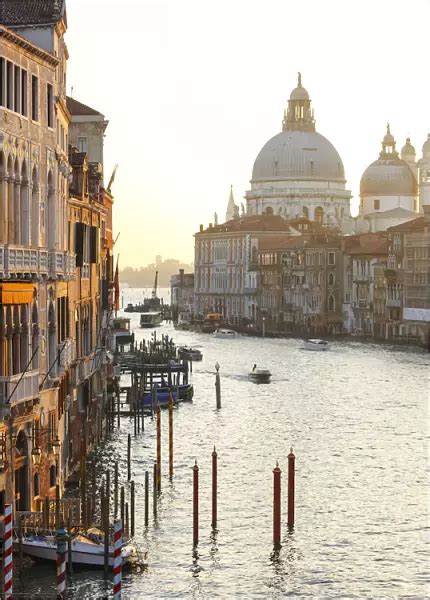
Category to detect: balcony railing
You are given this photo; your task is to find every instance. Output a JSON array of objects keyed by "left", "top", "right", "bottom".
[
  {"left": 0, "top": 369, "right": 39, "bottom": 405},
  {"left": 58, "top": 338, "right": 75, "bottom": 373},
  {"left": 0, "top": 245, "right": 75, "bottom": 279}
]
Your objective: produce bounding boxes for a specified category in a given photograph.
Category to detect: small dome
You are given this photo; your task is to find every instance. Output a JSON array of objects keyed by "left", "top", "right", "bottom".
[
  {"left": 401, "top": 137, "right": 416, "bottom": 156},
  {"left": 252, "top": 129, "right": 345, "bottom": 182},
  {"left": 383, "top": 123, "right": 395, "bottom": 145},
  {"left": 360, "top": 158, "right": 417, "bottom": 196},
  {"left": 422, "top": 133, "right": 430, "bottom": 157},
  {"left": 289, "top": 71, "right": 309, "bottom": 101}
]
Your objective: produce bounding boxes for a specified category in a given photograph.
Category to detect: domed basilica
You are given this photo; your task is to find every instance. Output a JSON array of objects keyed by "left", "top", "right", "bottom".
[{"left": 244, "top": 73, "right": 352, "bottom": 226}]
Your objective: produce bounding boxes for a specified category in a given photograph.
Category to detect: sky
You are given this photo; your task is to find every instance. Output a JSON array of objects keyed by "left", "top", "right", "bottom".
[{"left": 66, "top": 0, "right": 430, "bottom": 267}]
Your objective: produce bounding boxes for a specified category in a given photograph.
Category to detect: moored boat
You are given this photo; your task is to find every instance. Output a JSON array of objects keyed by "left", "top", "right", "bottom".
[
  {"left": 13, "top": 532, "right": 138, "bottom": 567},
  {"left": 303, "top": 338, "right": 330, "bottom": 351}
]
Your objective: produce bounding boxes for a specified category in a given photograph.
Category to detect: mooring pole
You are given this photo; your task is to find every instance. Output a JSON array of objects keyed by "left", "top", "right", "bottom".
[
  {"left": 287, "top": 447, "right": 295, "bottom": 529},
  {"left": 127, "top": 433, "right": 131, "bottom": 481},
  {"left": 168, "top": 396, "right": 173, "bottom": 480},
  {"left": 56, "top": 526, "right": 67, "bottom": 599},
  {"left": 112, "top": 519, "right": 123, "bottom": 600},
  {"left": 3, "top": 504, "right": 12, "bottom": 600},
  {"left": 156, "top": 405, "right": 161, "bottom": 491},
  {"left": 215, "top": 362, "right": 221, "bottom": 409},
  {"left": 145, "top": 470, "right": 149, "bottom": 527},
  {"left": 273, "top": 462, "right": 281, "bottom": 546},
  {"left": 120, "top": 486, "right": 125, "bottom": 530},
  {"left": 193, "top": 460, "right": 199, "bottom": 546},
  {"left": 130, "top": 480, "right": 135, "bottom": 537},
  {"left": 212, "top": 446, "right": 217, "bottom": 529},
  {"left": 153, "top": 462, "right": 157, "bottom": 518},
  {"left": 114, "top": 462, "right": 119, "bottom": 519}
]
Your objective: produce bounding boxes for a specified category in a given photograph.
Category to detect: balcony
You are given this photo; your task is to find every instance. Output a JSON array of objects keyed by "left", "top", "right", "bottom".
[
  {"left": 386, "top": 298, "right": 401, "bottom": 308},
  {"left": 77, "top": 356, "right": 91, "bottom": 382},
  {"left": 0, "top": 245, "right": 49, "bottom": 278},
  {"left": 49, "top": 251, "right": 76, "bottom": 279},
  {"left": 0, "top": 369, "right": 39, "bottom": 405},
  {"left": 58, "top": 338, "right": 75, "bottom": 374}
]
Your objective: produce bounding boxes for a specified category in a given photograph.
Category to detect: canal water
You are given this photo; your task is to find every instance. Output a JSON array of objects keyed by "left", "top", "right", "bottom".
[{"left": 17, "top": 289, "right": 429, "bottom": 598}]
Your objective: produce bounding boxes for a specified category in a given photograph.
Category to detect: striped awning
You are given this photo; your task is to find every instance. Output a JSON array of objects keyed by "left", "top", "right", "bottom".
[{"left": 0, "top": 283, "right": 35, "bottom": 305}]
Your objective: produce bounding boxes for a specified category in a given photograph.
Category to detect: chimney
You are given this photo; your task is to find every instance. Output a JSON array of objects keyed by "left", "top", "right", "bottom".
[{"left": 199, "top": 224, "right": 203, "bottom": 232}]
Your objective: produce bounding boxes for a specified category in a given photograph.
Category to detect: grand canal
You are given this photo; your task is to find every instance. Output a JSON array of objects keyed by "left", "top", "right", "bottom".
[{"left": 17, "top": 290, "right": 429, "bottom": 598}]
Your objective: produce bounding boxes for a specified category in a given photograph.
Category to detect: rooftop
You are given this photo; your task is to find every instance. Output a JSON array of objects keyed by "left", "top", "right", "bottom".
[
  {"left": 66, "top": 96, "right": 104, "bottom": 117},
  {"left": 0, "top": 0, "right": 66, "bottom": 26},
  {"left": 197, "top": 215, "right": 293, "bottom": 235},
  {"left": 345, "top": 233, "right": 388, "bottom": 256}
]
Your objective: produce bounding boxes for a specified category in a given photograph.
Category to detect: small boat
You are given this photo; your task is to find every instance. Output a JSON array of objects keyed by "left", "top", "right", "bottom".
[
  {"left": 140, "top": 385, "right": 194, "bottom": 410},
  {"left": 303, "top": 338, "right": 330, "bottom": 351},
  {"left": 140, "top": 311, "right": 162, "bottom": 328},
  {"left": 13, "top": 532, "right": 137, "bottom": 567},
  {"left": 248, "top": 367, "right": 271, "bottom": 384},
  {"left": 213, "top": 328, "right": 237, "bottom": 339},
  {"left": 178, "top": 346, "right": 203, "bottom": 361}
]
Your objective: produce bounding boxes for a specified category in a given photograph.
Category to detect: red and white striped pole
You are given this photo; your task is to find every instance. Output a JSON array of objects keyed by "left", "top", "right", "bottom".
[
  {"left": 113, "top": 518, "right": 123, "bottom": 599},
  {"left": 56, "top": 527, "right": 67, "bottom": 599},
  {"left": 4, "top": 503, "right": 13, "bottom": 600}
]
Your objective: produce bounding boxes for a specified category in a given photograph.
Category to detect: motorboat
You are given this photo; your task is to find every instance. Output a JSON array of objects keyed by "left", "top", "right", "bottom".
[
  {"left": 140, "top": 311, "right": 163, "bottom": 328},
  {"left": 13, "top": 531, "right": 138, "bottom": 567},
  {"left": 213, "top": 328, "right": 237, "bottom": 339},
  {"left": 248, "top": 367, "right": 271, "bottom": 384},
  {"left": 140, "top": 385, "right": 194, "bottom": 411},
  {"left": 303, "top": 338, "right": 330, "bottom": 351},
  {"left": 178, "top": 346, "right": 203, "bottom": 361}
]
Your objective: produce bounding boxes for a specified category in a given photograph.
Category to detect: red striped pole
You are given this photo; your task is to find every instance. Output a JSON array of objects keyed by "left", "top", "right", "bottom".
[
  {"left": 168, "top": 395, "right": 173, "bottom": 480},
  {"left": 193, "top": 460, "right": 199, "bottom": 546},
  {"left": 4, "top": 504, "right": 12, "bottom": 600},
  {"left": 113, "top": 519, "right": 123, "bottom": 599},
  {"left": 56, "top": 526, "right": 67, "bottom": 599},
  {"left": 273, "top": 462, "right": 281, "bottom": 546},
  {"left": 287, "top": 447, "right": 295, "bottom": 529},
  {"left": 156, "top": 405, "right": 161, "bottom": 491}
]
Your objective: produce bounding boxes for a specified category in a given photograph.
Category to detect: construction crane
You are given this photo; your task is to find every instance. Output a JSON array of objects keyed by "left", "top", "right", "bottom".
[{"left": 152, "top": 271, "right": 158, "bottom": 299}]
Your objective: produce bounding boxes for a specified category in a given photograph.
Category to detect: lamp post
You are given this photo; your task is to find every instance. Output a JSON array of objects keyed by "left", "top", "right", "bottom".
[{"left": 262, "top": 316, "right": 266, "bottom": 338}]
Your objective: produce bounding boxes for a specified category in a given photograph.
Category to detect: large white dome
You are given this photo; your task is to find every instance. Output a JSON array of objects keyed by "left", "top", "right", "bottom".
[{"left": 251, "top": 129, "right": 346, "bottom": 183}]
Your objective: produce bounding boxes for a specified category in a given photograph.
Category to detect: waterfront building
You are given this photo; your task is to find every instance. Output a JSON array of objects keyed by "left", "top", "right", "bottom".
[
  {"left": 170, "top": 269, "right": 194, "bottom": 321},
  {"left": 0, "top": 2, "right": 74, "bottom": 509},
  {"left": 245, "top": 73, "right": 351, "bottom": 226},
  {"left": 359, "top": 125, "right": 419, "bottom": 232}
]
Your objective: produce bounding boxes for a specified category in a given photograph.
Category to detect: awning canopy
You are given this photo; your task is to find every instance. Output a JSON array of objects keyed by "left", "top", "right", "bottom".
[{"left": 0, "top": 283, "right": 35, "bottom": 305}]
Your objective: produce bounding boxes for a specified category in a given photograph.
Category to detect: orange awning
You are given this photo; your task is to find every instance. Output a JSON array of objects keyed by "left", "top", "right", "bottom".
[{"left": 0, "top": 283, "right": 35, "bottom": 305}]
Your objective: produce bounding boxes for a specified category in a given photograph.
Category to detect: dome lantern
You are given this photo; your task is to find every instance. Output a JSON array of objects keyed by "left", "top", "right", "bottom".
[
  {"left": 282, "top": 72, "right": 315, "bottom": 133},
  {"left": 380, "top": 123, "right": 398, "bottom": 158}
]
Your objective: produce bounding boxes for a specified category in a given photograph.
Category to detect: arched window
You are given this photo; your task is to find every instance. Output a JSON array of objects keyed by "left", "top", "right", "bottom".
[
  {"left": 328, "top": 273, "right": 335, "bottom": 286},
  {"left": 303, "top": 206, "right": 309, "bottom": 219},
  {"left": 20, "top": 159, "right": 29, "bottom": 245},
  {"left": 265, "top": 206, "right": 273, "bottom": 216},
  {"left": 328, "top": 295, "right": 335, "bottom": 311},
  {"left": 315, "top": 207, "right": 324, "bottom": 224},
  {"left": 31, "top": 166, "right": 40, "bottom": 246}
]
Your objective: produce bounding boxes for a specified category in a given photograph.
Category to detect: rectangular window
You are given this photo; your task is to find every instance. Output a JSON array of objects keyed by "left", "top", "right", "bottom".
[
  {"left": 0, "top": 58, "right": 4, "bottom": 106},
  {"left": 47, "top": 83, "right": 53, "bottom": 128},
  {"left": 6, "top": 61, "right": 13, "bottom": 109},
  {"left": 328, "top": 252, "right": 335, "bottom": 266},
  {"left": 21, "top": 69, "right": 27, "bottom": 116},
  {"left": 77, "top": 137, "right": 88, "bottom": 153},
  {"left": 14, "top": 65, "right": 20, "bottom": 113},
  {"left": 374, "top": 199, "right": 380, "bottom": 210},
  {"left": 31, "top": 75, "right": 39, "bottom": 121}
]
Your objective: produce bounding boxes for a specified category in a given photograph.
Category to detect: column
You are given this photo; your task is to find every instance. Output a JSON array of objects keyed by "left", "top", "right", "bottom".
[
  {"left": 7, "top": 177, "right": 14, "bottom": 243},
  {"left": 0, "top": 175, "right": 8, "bottom": 243},
  {"left": 14, "top": 178, "right": 21, "bottom": 245},
  {"left": 31, "top": 183, "right": 40, "bottom": 247},
  {"left": 20, "top": 179, "right": 30, "bottom": 246}
]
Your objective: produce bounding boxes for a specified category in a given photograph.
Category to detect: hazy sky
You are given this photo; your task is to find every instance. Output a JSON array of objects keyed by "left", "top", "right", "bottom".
[{"left": 66, "top": 0, "right": 429, "bottom": 267}]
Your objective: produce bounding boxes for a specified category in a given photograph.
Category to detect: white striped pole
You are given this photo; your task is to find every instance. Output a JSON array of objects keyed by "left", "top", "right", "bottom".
[
  {"left": 56, "top": 527, "right": 67, "bottom": 599},
  {"left": 3, "top": 503, "right": 13, "bottom": 600},
  {"left": 113, "top": 518, "right": 123, "bottom": 599}
]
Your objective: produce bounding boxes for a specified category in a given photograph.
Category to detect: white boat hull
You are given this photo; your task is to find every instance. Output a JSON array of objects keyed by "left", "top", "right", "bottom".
[
  {"left": 213, "top": 329, "right": 238, "bottom": 339},
  {"left": 14, "top": 537, "right": 134, "bottom": 567},
  {"left": 303, "top": 339, "right": 330, "bottom": 351}
]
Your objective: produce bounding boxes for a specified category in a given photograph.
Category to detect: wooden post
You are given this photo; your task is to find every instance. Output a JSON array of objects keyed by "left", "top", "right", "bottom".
[
  {"left": 215, "top": 362, "right": 221, "bottom": 409},
  {"left": 117, "top": 390, "right": 120, "bottom": 428},
  {"left": 125, "top": 502, "right": 129, "bottom": 538},
  {"left": 287, "top": 448, "right": 295, "bottom": 529},
  {"left": 273, "top": 462, "right": 281, "bottom": 546},
  {"left": 56, "top": 527, "right": 67, "bottom": 599},
  {"left": 112, "top": 519, "right": 123, "bottom": 599},
  {"left": 127, "top": 433, "right": 131, "bottom": 481},
  {"left": 168, "top": 396, "right": 173, "bottom": 480},
  {"left": 130, "top": 481, "right": 135, "bottom": 537},
  {"left": 114, "top": 462, "right": 119, "bottom": 519},
  {"left": 120, "top": 486, "right": 125, "bottom": 528},
  {"left": 211, "top": 447, "right": 217, "bottom": 529},
  {"left": 17, "top": 515, "right": 23, "bottom": 570},
  {"left": 156, "top": 405, "right": 161, "bottom": 491},
  {"left": 67, "top": 515, "right": 73, "bottom": 577},
  {"left": 153, "top": 462, "right": 157, "bottom": 518},
  {"left": 193, "top": 460, "right": 199, "bottom": 546},
  {"left": 144, "top": 471, "right": 149, "bottom": 527},
  {"left": 105, "top": 469, "right": 111, "bottom": 525}
]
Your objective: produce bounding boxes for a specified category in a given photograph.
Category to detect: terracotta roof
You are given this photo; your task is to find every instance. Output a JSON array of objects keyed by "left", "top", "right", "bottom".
[
  {"left": 345, "top": 233, "right": 388, "bottom": 256},
  {"left": 0, "top": 0, "right": 65, "bottom": 25},
  {"left": 259, "top": 235, "right": 306, "bottom": 251},
  {"left": 197, "top": 215, "right": 293, "bottom": 235},
  {"left": 387, "top": 216, "right": 426, "bottom": 233},
  {"left": 66, "top": 96, "right": 103, "bottom": 117}
]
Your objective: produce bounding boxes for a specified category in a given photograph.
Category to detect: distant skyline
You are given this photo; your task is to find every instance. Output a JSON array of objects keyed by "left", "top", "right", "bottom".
[{"left": 66, "top": 0, "right": 429, "bottom": 266}]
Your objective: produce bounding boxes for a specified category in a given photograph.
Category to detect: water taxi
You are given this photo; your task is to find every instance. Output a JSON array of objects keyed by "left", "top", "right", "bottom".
[
  {"left": 213, "top": 328, "right": 237, "bottom": 339},
  {"left": 303, "top": 338, "right": 330, "bottom": 351}
]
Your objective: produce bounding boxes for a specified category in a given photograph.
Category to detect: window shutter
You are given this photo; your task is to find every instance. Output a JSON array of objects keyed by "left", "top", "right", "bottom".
[
  {"left": 90, "top": 226, "right": 98, "bottom": 263},
  {"left": 75, "top": 223, "right": 84, "bottom": 267}
]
